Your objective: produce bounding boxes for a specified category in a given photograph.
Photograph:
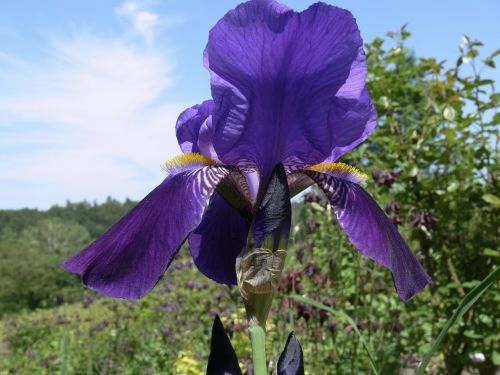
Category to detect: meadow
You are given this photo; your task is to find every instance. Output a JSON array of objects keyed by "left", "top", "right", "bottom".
[{"left": 0, "top": 29, "right": 498, "bottom": 374}]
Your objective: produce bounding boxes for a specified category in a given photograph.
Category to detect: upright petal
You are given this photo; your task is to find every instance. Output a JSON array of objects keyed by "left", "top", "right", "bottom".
[
  {"left": 176, "top": 100, "right": 218, "bottom": 160},
  {"left": 62, "top": 166, "right": 231, "bottom": 299},
  {"left": 205, "top": 1, "right": 373, "bottom": 176},
  {"left": 325, "top": 88, "right": 377, "bottom": 162},
  {"left": 189, "top": 193, "right": 249, "bottom": 285},
  {"left": 305, "top": 171, "right": 432, "bottom": 300}
]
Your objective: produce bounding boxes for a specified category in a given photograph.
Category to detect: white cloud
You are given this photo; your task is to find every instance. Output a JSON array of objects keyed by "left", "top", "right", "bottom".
[
  {"left": 134, "top": 11, "right": 159, "bottom": 42},
  {"left": 115, "top": 1, "right": 184, "bottom": 44},
  {"left": 115, "top": 1, "right": 163, "bottom": 44},
  {"left": 0, "top": 33, "right": 187, "bottom": 209}
]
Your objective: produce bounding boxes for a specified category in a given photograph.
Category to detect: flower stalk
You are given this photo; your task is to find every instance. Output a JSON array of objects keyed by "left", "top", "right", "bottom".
[{"left": 248, "top": 323, "right": 267, "bottom": 375}]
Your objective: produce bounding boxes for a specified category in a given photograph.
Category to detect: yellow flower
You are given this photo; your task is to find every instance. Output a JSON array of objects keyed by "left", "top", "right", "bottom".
[{"left": 174, "top": 350, "right": 204, "bottom": 375}]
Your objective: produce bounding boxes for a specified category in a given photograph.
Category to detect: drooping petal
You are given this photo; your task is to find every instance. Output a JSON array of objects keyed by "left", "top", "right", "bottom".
[
  {"left": 189, "top": 193, "right": 249, "bottom": 285},
  {"left": 207, "top": 315, "right": 242, "bottom": 375},
  {"left": 278, "top": 332, "right": 304, "bottom": 375},
  {"left": 305, "top": 171, "right": 432, "bottom": 300},
  {"left": 176, "top": 100, "right": 218, "bottom": 159},
  {"left": 205, "top": 1, "right": 373, "bottom": 176},
  {"left": 62, "top": 166, "right": 231, "bottom": 299}
]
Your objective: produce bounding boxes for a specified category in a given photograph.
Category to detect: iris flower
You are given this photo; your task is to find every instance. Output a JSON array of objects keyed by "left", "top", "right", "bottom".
[{"left": 63, "top": 0, "right": 431, "bottom": 301}]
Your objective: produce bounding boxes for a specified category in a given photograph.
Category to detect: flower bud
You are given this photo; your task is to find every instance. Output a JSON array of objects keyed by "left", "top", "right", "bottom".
[{"left": 236, "top": 164, "right": 291, "bottom": 326}]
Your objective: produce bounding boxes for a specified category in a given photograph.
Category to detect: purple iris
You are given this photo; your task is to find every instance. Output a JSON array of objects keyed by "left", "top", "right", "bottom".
[{"left": 63, "top": 0, "right": 431, "bottom": 301}]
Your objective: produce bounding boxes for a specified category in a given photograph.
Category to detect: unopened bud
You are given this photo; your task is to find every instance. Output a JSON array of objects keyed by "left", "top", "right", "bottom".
[{"left": 236, "top": 248, "right": 286, "bottom": 326}]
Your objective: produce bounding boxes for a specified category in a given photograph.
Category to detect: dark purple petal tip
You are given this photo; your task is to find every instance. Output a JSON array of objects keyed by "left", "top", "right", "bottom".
[
  {"left": 207, "top": 315, "right": 242, "bottom": 375},
  {"left": 278, "top": 332, "right": 304, "bottom": 375}
]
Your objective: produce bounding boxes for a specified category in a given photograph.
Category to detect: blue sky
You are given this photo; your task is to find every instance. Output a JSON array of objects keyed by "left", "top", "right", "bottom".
[{"left": 0, "top": 0, "right": 498, "bottom": 209}]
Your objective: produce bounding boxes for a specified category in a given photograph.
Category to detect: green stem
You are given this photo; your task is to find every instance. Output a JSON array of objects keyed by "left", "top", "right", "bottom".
[{"left": 249, "top": 323, "right": 267, "bottom": 375}]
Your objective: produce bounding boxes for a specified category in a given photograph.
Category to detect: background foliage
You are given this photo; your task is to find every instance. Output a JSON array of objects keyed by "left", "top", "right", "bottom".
[{"left": 0, "top": 29, "right": 498, "bottom": 374}]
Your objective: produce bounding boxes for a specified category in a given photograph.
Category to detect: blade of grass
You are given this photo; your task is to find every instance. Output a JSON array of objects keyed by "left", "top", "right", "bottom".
[
  {"left": 416, "top": 267, "right": 500, "bottom": 375},
  {"left": 290, "top": 294, "right": 379, "bottom": 375}
]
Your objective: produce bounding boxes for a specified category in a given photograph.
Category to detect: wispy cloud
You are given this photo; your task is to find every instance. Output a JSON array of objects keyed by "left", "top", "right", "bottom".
[
  {"left": 0, "top": 23, "right": 186, "bottom": 208},
  {"left": 115, "top": 1, "right": 183, "bottom": 44}
]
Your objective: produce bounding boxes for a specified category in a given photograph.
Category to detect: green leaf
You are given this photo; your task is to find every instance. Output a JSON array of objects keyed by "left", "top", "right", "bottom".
[
  {"left": 493, "top": 351, "right": 500, "bottom": 366},
  {"left": 409, "top": 166, "right": 419, "bottom": 177},
  {"left": 416, "top": 267, "right": 500, "bottom": 375},
  {"left": 491, "top": 113, "right": 500, "bottom": 125},
  {"left": 290, "top": 294, "right": 380, "bottom": 375},
  {"left": 483, "top": 248, "right": 500, "bottom": 258},
  {"left": 443, "top": 106, "right": 456, "bottom": 121},
  {"left": 483, "top": 59, "right": 495, "bottom": 68},
  {"left": 463, "top": 330, "right": 482, "bottom": 339},
  {"left": 310, "top": 202, "right": 325, "bottom": 213},
  {"left": 476, "top": 79, "right": 494, "bottom": 86},
  {"left": 379, "top": 96, "right": 390, "bottom": 109},
  {"left": 447, "top": 181, "right": 459, "bottom": 193},
  {"left": 462, "top": 280, "right": 481, "bottom": 289},
  {"left": 482, "top": 194, "right": 500, "bottom": 208}
]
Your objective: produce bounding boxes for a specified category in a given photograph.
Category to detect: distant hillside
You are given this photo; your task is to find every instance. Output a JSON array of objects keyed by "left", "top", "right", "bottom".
[
  {"left": 0, "top": 197, "right": 137, "bottom": 240},
  {"left": 0, "top": 198, "right": 137, "bottom": 315}
]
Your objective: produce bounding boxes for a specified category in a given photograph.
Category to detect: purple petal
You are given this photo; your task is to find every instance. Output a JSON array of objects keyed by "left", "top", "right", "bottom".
[
  {"left": 189, "top": 193, "right": 249, "bottom": 285},
  {"left": 176, "top": 100, "right": 219, "bottom": 159},
  {"left": 278, "top": 332, "right": 304, "bottom": 375},
  {"left": 251, "top": 163, "right": 291, "bottom": 248},
  {"left": 197, "top": 115, "right": 220, "bottom": 160},
  {"left": 306, "top": 171, "right": 432, "bottom": 300},
  {"left": 325, "top": 88, "right": 377, "bottom": 162},
  {"left": 207, "top": 315, "right": 242, "bottom": 375},
  {"left": 205, "top": 1, "right": 373, "bottom": 175},
  {"left": 62, "top": 166, "right": 230, "bottom": 299}
]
